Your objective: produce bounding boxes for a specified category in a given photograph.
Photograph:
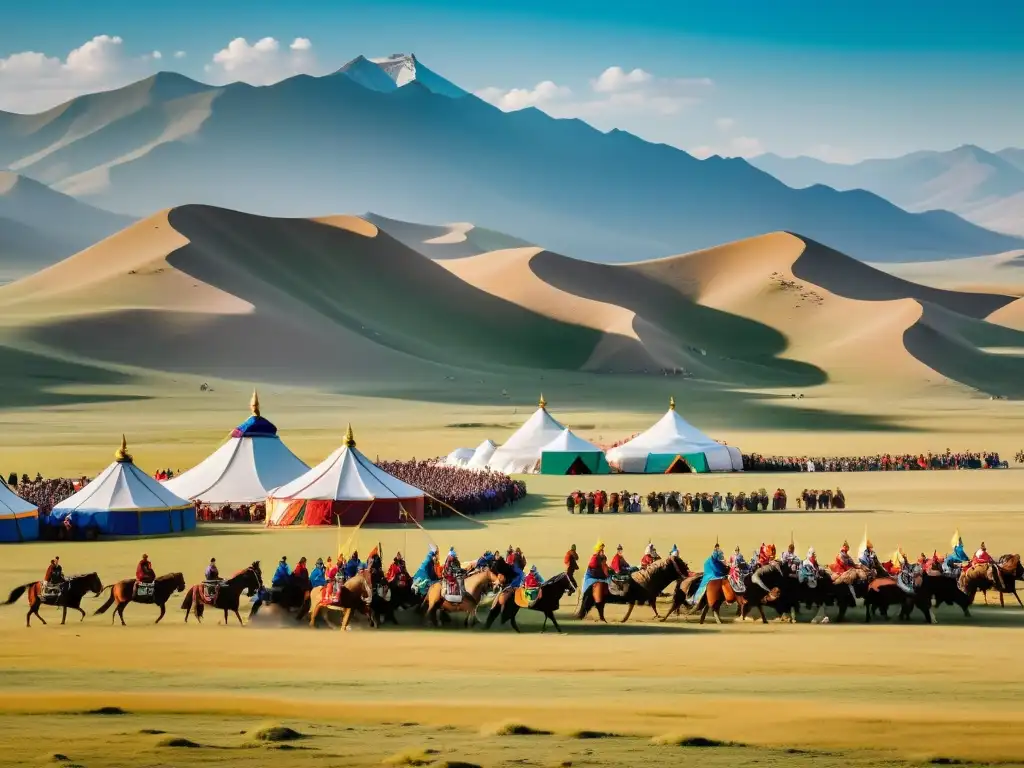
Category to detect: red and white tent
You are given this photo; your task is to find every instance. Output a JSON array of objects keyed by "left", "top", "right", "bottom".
[{"left": 266, "top": 425, "right": 424, "bottom": 526}]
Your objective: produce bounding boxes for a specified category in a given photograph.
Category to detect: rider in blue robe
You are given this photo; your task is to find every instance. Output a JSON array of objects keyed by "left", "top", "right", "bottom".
[
  {"left": 309, "top": 558, "right": 327, "bottom": 588},
  {"left": 693, "top": 545, "right": 730, "bottom": 603},
  {"left": 413, "top": 546, "right": 440, "bottom": 594},
  {"left": 945, "top": 539, "right": 970, "bottom": 568},
  {"left": 272, "top": 557, "right": 291, "bottom": 587},
  {"left": 344, "top": 552, "right": 362, "bottom": 579}
]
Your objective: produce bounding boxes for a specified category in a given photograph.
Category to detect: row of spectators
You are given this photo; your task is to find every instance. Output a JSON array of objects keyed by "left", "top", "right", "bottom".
[
  {"left": 196, "top": 503, "right": 266, "bottom": 523},
  {"left": 567, "top": 487, "right": 846, "bottom": 513},
  {"left": 379, "top": 459, "right": 526, "bottom": 517},
  {"left": 743, "top": 451, "right": 1008, "bottom": 473},
  {"left": 5, "top": 474, "right": 81, "bottom": 515}
]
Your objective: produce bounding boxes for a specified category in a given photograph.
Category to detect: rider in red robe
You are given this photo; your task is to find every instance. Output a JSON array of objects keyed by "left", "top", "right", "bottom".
[
  {"left": 971, "top": 542, "right": 995, "bottom": 566},
  {"left": 524, "top": 566, "right": 542, "bottom": 589},
  {"left": 136, "top": 554, "right": 155, "bottom": 583},
  {"left": 832, "top": 541, "right": 855, "bottom": 573},
  {"left": 609, "top": 545, "right": 630, "bottom": 574},
  {"left": 505, "top": 546, "right": 516, "bottom": 566},
  {"left": 386, "top": 553, "right": 410, "bottom": 585},
  {"left": 587, "top": 542, "right": 609, "bottom": 579}
]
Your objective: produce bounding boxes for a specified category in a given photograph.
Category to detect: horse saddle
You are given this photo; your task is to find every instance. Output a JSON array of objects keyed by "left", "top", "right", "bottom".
[
  {"left": 41, "top": 582, "right": 64, "bottom": 603},
  {"left": 896, "top": 571, "right": 917, "bottom": 595},
  {"left": 515, "top": 587, "right": 540, "bottom": 608},
  {"left": 201, "top": 580, "right": 222, "bottom": 603},
  {"left": 443, "top": 577, "right": 463, "bottom": 603},
  {"left": 728, "top": 573, "right": 747, "bottom": 593},
  {"left": 609, "top": 574, "right": 632, "bottom": 597},
  {"left": 135, "top": 581, "right": 156, "bottom": 602}
]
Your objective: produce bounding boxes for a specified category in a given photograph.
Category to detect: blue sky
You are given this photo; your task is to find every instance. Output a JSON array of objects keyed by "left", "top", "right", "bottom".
[{"left": 2, "top": 0, "right": 1021, "bottom": 160}]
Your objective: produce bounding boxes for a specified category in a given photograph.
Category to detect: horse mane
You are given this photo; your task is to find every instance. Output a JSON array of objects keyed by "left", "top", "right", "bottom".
[
  {"left": 157, "top": 572, "right": 184, "bottom": 582},
  {"left": 999, "top": 554, "right": 1020, "bottom": 571},
  {"left": 632, "top": 557, "right": 685, "bottom": 591}
]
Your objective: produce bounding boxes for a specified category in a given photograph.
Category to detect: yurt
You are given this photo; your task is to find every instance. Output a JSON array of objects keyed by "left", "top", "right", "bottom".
[
  {"left": 164, "top": 391, "right": 309, "bottom": 505},
  {"left": 606, "top": 397, "right": 742, "bottom": 473},
  {"left": 443, "top": 447, "right": 475, "bottom": 467},
  {"left": 466, "top": 439, "right": 497, "bottom": 470},
  {"left": 539, "top": 428, "right": 609, "bottom": 475},
  {"left": 0, "top": 479, "right": 39, "bottom": 542},
  {"left": 267, "top": 425, "right": 425, "bottom": 526},
  {"left": 487, "top": 395, "right": 565, "bottom": 474},
  {"left": 50, "top": 437, "right": 196, "bottom": 535}
]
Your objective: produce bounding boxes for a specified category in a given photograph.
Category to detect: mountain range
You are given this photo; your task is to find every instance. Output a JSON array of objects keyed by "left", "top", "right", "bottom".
[
  {"left": 0, "top": 57, "right": 1020, "bottom": 264},
  {"left": 751, "top": 145, "right": 1024, "bottom": 237}
]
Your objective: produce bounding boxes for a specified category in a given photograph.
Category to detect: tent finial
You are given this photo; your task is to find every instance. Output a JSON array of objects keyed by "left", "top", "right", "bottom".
[
  {"left": 539, "top": 393, "right": 547, "bottom": 409},
  {"left": 344, "top": 423, "right": 356, "bottom": 448},
  {"left": 115, "top": 434, "right": 133, "bottom": 463},
  {"left": 250, "top": 388, "right": 261, "bottom": 417},
  {"left": 669, "top": 395, "right": 676, "bottom": 411}
]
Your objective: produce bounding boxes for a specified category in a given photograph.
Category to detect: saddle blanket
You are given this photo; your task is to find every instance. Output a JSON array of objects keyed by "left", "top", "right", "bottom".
[
  {"left": 199, "top": 581, "right": 223, "bottom": 605},
  {"left": 41, "top": 584, "right": 64, "bottom": 604},
  {"left": 609, "top": 575, "right": 632, "bottom": 597},
  {"left": 514, "top": 587, "right": 539, "bottom": 608},
  {"left": 135, "top": 582, "right": 156, "bottom": 601},
  {"left": 581, "top": 573, "right": 610, "bottom": 595},
  {"left": 728, "top": 574, "right": 747, "bottom": 593},
  {"left": 868, "top": 577, "right": 897, "bottom": 592},
  {"left": 443, "top": 578, "right": 463, "bottom": 604}
]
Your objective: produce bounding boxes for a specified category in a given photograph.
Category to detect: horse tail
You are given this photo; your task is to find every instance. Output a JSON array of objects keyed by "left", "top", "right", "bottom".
[
  {"left": 180, "top": 587, "right": 194, "bottom": 612},
  {"left": 484, "top": 598, "right": 502, "bottom": 630},
  {"left": 93, "top": 586, "right": 116, "bottom": 615},
  {"left": 575, "top": 586, "right": 593, "bottom": 619},
  {"left": 4, "top": 583, "right": 33, "bottom": 605}
]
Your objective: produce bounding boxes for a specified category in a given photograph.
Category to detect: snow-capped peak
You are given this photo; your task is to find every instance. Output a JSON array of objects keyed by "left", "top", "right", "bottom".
[{"left": 367, "top": 53, "right": 468, "bottom": 99}]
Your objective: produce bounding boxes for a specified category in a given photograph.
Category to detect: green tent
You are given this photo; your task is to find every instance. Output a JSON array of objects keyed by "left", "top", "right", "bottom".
[
  {"left": 538, "top": 427, "right": 610, "bottom": 475},
  {"left": 643, "top": 452, "right": 710, "bottom": 474}
]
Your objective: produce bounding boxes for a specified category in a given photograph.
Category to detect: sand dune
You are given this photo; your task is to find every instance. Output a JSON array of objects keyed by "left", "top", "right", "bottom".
[{"left": 366, "top": 213, "right": 532, "bottom": 259}]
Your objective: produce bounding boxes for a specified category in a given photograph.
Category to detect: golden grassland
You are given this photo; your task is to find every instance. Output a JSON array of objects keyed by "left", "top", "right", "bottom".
[{"left": 3, "top": 465, "right": 1024, "bottom": 767}]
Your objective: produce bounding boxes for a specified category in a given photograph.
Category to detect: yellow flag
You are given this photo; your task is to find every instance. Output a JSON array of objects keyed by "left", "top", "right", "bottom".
[
  {"left": 858, "top": 527, "right": 868, "bottom": 555},
  {"left": 892, "top": 545, "right": 903, "bottom": 566},
  {"left": 951, "top": 528, "right": 961, "bottom": 550}
]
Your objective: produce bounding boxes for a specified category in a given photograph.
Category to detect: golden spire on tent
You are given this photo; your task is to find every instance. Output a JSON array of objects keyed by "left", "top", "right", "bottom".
[
  {"left": 115, "top": 434, "right": 133, "bottom": 463},
  {"left": 539, "top": 393, "right": 547, "bottom": 409},
  {"left": 250, "top": 388, "right": 261, "bottom": 417},
  {"left": 344, "top": 423, "right": 356, "bottom": 448},
  {"left": 669, "top": 395, "right": 676, "bottom": 410}
]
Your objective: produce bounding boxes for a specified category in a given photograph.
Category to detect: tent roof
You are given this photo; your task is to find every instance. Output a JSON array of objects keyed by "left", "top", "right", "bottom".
[
  {"left": 54, "top": 438, "right": 192, "bottom": 513},
  {"left": 269, "top": 425, "right": 424, "bottom": 501},
  {"left": 607, "top": 402, "right": 719, "bottom": 458},
  {"left": 498, "top": 403, "right": 565, "bottom": 451},
  {"left": 164, "top": 435, "right": 309, "bottom": 504},
  {"left": 540, "top": 427, "right": 603, "bottom": 454},
  {"left": 0, "top": 479, "right": 36, "bottom": 517}
]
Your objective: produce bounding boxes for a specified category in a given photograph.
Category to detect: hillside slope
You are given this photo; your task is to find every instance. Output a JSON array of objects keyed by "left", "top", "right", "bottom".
[{"left": 0, "top": 69, "right": 1019, "bottom": 263}]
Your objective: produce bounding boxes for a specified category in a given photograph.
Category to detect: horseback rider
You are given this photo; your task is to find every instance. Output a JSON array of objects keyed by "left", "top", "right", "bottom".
[
  {"left": 134, "top": 553, "right": 156, "bottom": 599},
  {"left": 946, "top": 535, "right": 970, "bottom": 568},
  {"left": 386, "top": 552, "right": 410, "bottom": 587},
  {"left": 781, "top": 541, "right": 800, "bottom": 569},
  {"left": 514, "top": 547, "right": 526, "bottom": 570},
  {"left": 524, "top": 564, "right": 542, "bottom": 593},
  {"left": 310, "top": 558, "right": 327, "bottom": 588},
  {"left": 45, "top": 556, "right": 64, "bottom": 586},
  {"left": 728, "top": 545, "right": 747, "bottom": 588},
  {"left": 859, "top": 540, "right": 879, "bottom": 570},
  {"left": 669, "top": 544, "right": 679, "bottom": 558},
  {"left": 442, "top": 547, "right": 464, "bottom": 598},
  {"left": 365, "top": 547, "right": 384, "bottom": 590},
  {"left": 344, "top": 551, "right": 361, "bottom": 580},
  {"left": 972, "top": 542, "right": 995, "bottom": 567},
  {"left": 641, "top": 542, "right": 656, "bottom": 568},
  {"left": 587, "top": 541, "right": 609, "bottom": 579},
  {"left": 272, "top": 556, "right": 291, "bottom": 587},
  {"left": 693, "top": 541, "right": 730, "bottom": 603},
  {"left": 610, "top": 544, "right": 630, "bottom": 575},
  {"left": 205, "top": 558, "right": 219, "bottom": 581},
  {"left": 505, "top": 546, "right": 516, "bottom": 566},
  {"left": 564, "top": 544, "right": 579, "bottom": 589},
  {"left": 832, "top": 541, "right": 856, "bottom": 573},
  {"left": 413, "top": 545, "right": 440, "bottom": 595},
  {"left": 798, "top": 547, "right": 819, "bottom": 584}
]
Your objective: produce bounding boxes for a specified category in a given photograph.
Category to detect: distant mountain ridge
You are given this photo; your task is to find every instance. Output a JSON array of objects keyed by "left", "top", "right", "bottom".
[
  {"left": 0, "top": 62, "right": 1020, "bottom": 263},
  {"left": 751, "top": 145, "right": 1024, "bottom": 236}
]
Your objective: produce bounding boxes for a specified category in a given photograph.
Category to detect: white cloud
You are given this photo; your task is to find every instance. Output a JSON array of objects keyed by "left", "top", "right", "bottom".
[
  {"left": 475, "top": 80, "right": 572, "bottom": 111},
  {"left": 205, "top": 36, "right": 318, "bottom": 85},
  {"left": 477, "top": 64, "right": 711, "bottom": 122},
  {"left": 715, "top": 117, "right": 735, "bottom": 132},
  {"left": 174, "top": 51, "right": 187, "bottom": 59},
  {"left": 151, "top": 50, "right": 162, "bottom": 61},
  {"left": 0, "top": 34, "right": 156, "bottom": 113}
]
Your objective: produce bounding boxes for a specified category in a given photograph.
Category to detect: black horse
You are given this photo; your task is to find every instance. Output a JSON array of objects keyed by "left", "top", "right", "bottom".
[
  {"left": 250, "top": 571, "right": 313, "bottom": 621},
  {"left": 486, "top": 572, "right": 576, "bottom": 633}
]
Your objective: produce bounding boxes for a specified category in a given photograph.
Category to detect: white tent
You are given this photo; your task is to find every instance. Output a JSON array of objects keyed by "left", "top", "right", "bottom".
[
  {"left": 267, "top": 425, "right": 425, "bottom": 526},
  {"left": 466, "top": 439, "right": 498, "bottom": 470},
  {"left": 0, "top": 479, "right": 38, "bottom": 542},
  {"left": 540, "top": 428, "right": 602, "bottom": 455},
  {"left": 606, "top": 398, "right": 742, "bottom": 473},
  {"left": 51, "top": 437, "right": 196, "bottom": 535},
  {"left": 443, "top": 447, "right": 475, "bottom": 467},
  {"left": 486, "top": 395, "right": 565, "bottom": 474},
  {"left": 164, "top": 391, "right": 309, "bottom": 504}
]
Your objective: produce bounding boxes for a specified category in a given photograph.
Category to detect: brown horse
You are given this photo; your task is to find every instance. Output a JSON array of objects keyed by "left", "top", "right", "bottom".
[
  {"left": 181, "top": 562, "right": 262, "bottom": 625},
  {"left": 308, "top": 574, "right": 384, "bottom": 631},
  {"left": 94, "top": 573, "right": 187, "bottom": 625},
  {"left": 977, "top": 555, "right": 1024, "bottom": 607},
  {"left": 4, "top": 573, "right": 104, "bottom": 627},
  {"left": 576, "top": 557, "right": 690, "bottom": 623},
  {"left": 486, "top": 572, "right": 575, "bottom": 633},
  {"left": 425, "top": 568, "right": 505, "bottom": 628},
  {"left": 691, "top": 562, "right": 792, "bottom": 624}
]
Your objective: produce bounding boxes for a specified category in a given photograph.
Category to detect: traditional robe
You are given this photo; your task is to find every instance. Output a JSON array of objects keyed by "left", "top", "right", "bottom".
[{"left": 693, "top": 552, "right": 730, "bottom": 603}]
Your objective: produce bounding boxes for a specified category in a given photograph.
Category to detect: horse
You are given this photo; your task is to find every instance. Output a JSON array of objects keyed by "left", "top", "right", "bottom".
[
  {"left": 486, "top": 572, "right": 576, "bottom": 633},
  {"left": 863, "top": 576, "right": 931, "bottom": 623},
  {"left": 977, "top": 555, "right": 1024, "bottom": 608},
  {"left": 575, "top": 556, "right": 690, "bottom": 623},
  {"left": 4, "top": 572, "right": 104, "bottom": 627},
  {"left": 181, "top": 562, "right": 263, "bottom": 625},
  {"left": 425, "top": 563, "right": 507, "bottom": 628},
  {"left": 917, "top": 571, "right": 970, "bottom": 619},
  {"left": 249, "top": 572, "right": 313, "bottom": 622},
  {"left": 793, "top": 568, "right": 857, "bottom": 623},
  {"left": 693, "top": 562, "right": 793, "bottom": 624},
  {"left": 94, "top": 573, "right": 187, "bottom": 625},
  {"left": 308, "top": 573, "right": 386, "bottom": 631}
]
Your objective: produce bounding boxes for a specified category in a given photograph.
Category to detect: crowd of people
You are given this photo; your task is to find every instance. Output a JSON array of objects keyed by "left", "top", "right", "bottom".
[
  {"left": 5, "top": 474, "right": 81, "bottom": 515},
  {"left": 566, "top": 487, "right": 845, "bottom": 513},
  {"left": 378, "top": 460, "right": 526, "bottom": 517},
  {"left": 195, "top": 503, "right": 267, "bottom": 523},
  {"left": 743, "top": 451, "right": 1008, "bottom": 473}
]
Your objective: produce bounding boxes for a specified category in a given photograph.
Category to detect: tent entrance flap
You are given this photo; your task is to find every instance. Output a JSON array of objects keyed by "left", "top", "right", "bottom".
[
  {"left": 643, "top": 452, "right": 709, "bottom": 474},
  {"left": 540, "top": 451, "right": 609, "bottom": 475}
]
